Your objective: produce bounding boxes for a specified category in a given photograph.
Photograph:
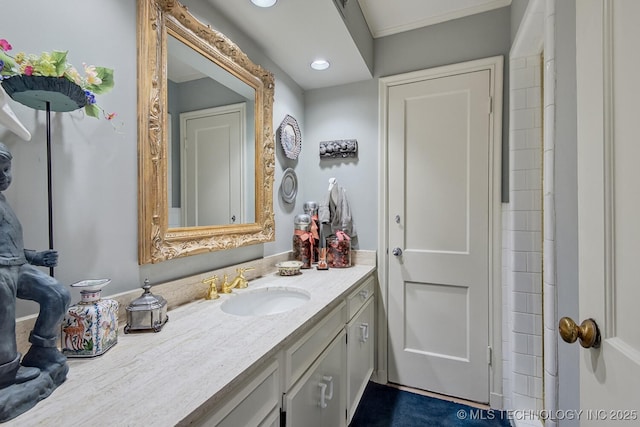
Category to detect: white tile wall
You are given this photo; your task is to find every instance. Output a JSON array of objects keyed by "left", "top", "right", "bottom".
[
  {"left": 504, "top": 52, "right": 544, "bottom": 414},
  {"left": 503, "top": 3, "right": 557, "bottom": 427}
]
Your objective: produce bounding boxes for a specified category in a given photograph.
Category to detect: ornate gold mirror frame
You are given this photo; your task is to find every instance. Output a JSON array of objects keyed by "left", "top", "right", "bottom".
[{"left": 137, "top": 0, "right": 275, "bottom": 264}]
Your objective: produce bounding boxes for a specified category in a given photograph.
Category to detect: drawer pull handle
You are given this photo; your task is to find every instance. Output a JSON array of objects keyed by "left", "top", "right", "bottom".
[
  {"left": 322, "top": 375, "right": 334, "bottom": 400},
  {"left": 318, "top": 376, "right": 334, "bottom": 408},
  {"left": 318, "top": 382, "right": 328, "bottom": 408},
  {"left": 359, "top": 290, "right": 369, "bottom": 300},
  {"left": 360, "top": 323, "right": 369, "bottom": 343}
]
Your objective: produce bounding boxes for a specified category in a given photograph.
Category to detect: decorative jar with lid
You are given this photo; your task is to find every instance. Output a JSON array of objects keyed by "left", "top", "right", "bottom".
[
  {"left": 326, "top": 231, "right": 352, "bottom": 268},
  {"left": 61, "top": 279, "right": 118, "bottom": 358},
  {"left": 293, "top": 213, "right": 313, "bottom": 269},
  {"left": 124, "top": 279, "right": 168, "bottom": 333}
]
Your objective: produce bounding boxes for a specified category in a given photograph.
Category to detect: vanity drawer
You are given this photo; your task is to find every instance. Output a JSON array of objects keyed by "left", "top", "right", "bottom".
[
  {"left": 284, "top": 302, "right": 346, "bottom": 389},
  {"left": 346, "top": 275, "right": 374, "bottom": 320},
  {"left": 188, "top": 360, "right": 279, "bottom": 427}
]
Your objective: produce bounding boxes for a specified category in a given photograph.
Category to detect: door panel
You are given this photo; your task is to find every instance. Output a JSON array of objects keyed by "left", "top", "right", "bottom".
[
  {"left": 575, "top": 0, "right": 640, "bottom": 420},
  {"left": 387, "top": 69, "right": 491, "bottom": 403},
  {"left": 404, "top": 282, "right": 468, "bottom": 360},
  {"left": 405, "top": 90, "right": 471, "bottom": 253}
]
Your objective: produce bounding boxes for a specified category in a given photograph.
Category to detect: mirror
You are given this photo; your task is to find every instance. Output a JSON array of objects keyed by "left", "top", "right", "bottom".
[
  {"left": 167, "top": 34, "right": 256, "bottom": 227},
  {"left": 137, "top": 0, "right": 275, "bottom": 264}
]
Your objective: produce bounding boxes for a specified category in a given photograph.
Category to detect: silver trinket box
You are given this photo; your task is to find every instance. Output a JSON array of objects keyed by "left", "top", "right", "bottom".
[{"left": 124, "top": 279, "right": 168, "bottom": 333}]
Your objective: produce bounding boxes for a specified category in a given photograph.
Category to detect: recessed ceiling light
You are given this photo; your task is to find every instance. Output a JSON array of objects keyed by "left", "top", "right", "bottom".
[
  {"left": 311, "top": 60, "right": 330, "bottom": 70},
  {"left": 251, "top": 0, "right": 277, "bottom": 7}
]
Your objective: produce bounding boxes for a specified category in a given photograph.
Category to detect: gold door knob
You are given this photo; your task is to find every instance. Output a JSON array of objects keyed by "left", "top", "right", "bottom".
[{"left": 558, "top": 317, "right": 601, "bottom": 349}]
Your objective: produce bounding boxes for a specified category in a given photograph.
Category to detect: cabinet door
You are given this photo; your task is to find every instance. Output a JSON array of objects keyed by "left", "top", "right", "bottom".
[
  {"left": 284, "top": 330, "right": 347, "bottom": 427},
  {"left": 346, "top": 298, "right": 374, "bottom": 423}
]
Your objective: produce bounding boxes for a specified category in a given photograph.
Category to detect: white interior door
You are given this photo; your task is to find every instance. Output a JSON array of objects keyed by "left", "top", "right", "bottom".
[
  {"left": 573, "top": 0, "right": 640, "bottom": 421},
  {"left": 387, "top": 66, "right": 493, "bottom": 403},
  {"left": 181, "top": 104, "right": 244, "bottom": 227}
]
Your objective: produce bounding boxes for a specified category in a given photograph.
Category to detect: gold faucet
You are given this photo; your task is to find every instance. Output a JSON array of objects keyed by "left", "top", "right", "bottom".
[
  {"left": 202, "top": 275, "right": 219, "bottom": 300},
  {"left": 222, "top": 267, "right": 255, "bottom": 293}
]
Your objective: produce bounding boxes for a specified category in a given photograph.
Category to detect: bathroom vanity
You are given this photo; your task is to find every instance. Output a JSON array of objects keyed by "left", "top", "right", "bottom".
[{"left": 7, "top": 262, "right": 376, "bottom": 426}]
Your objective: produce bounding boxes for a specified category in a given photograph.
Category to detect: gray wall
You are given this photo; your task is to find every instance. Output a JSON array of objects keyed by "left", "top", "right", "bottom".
[
  {"left": 304, "top": 7, "right": 512, "bottom": 250},
  {"left": 510, "top": 0, "right": 530, "bottom": 42},
  {"left": 374, "top": 7, "right": 511, "bottom": 78},
  {"left": 6, "top": 0, "right": 304, "bottom": 316},
  {"left": 302, "top": 79, "right": 379, "bottom": 250},
  {"left": 4, "top": 0, "right": 138, "bottom": 315}
]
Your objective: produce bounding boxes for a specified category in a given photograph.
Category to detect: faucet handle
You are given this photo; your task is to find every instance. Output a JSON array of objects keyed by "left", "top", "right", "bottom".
[
  {"left": 234, "top": 267, "right": 255, "bottom": 289},
  {"left": 237, "top": 266, "right": 255, "bottom": 275},
  {"left": 202, "top": 275, "right": 219, "bottom": 300},
  {"left": 221, "top": 274, "right": 233, "bottom": 294}
]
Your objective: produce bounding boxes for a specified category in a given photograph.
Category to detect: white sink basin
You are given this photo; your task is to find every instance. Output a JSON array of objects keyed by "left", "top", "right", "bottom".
[{"left": 220, "top": 287, "right": 311, "bottom": 316}]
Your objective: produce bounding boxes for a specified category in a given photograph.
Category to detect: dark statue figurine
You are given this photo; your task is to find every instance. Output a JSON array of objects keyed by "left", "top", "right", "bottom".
[{"left": 0, "top": 142, "right": 71, "bottom": 422}]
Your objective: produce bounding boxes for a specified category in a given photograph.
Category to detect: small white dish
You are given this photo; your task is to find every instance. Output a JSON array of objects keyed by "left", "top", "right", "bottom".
[{"left": 275, "top": 260, "right": 304, "bottom": 276}]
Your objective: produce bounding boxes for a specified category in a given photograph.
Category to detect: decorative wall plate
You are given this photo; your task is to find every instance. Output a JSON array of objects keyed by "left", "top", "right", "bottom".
[
  {"left": 278, "top": 114, "right": 301, "bottom": 159},
  {"left": 280, "top": 168, "right": 298, "bottom": 204}
]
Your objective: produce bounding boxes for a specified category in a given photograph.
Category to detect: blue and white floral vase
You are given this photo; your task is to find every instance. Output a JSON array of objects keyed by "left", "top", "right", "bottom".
[{"left": 61, "top": 279, "right": 118, "bottom": 358}]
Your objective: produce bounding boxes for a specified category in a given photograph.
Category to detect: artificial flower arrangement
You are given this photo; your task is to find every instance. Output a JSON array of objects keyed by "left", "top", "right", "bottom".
[{"left": 0, "top": 38, "right": 115, "bottom": 120}]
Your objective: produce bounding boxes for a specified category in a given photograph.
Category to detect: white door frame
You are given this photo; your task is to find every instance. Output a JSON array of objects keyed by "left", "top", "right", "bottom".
[{"left": 376, "top": 56, "right": 504, "bottom": 407}]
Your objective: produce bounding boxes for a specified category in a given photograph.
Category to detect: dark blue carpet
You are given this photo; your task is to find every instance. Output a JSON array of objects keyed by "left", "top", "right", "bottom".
[{"left": 349, "top": 382, "right": 511, "bottom": 427}]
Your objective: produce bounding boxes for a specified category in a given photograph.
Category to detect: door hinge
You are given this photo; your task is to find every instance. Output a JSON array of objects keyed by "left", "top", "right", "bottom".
[
  {"left": 488, "top": 96, "right": 493, "bottom": 114},
  {"left": 487, "top": 346, "right": 493, "bottom": 366}
]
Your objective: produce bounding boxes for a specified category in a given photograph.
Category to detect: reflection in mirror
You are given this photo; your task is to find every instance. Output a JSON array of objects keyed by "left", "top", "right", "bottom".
[
  {"left": 137, "top": 0, "right": 275, "bottom": 264},
  {"left": 166, "top": 34, "right": 256, "bottom": 227}
]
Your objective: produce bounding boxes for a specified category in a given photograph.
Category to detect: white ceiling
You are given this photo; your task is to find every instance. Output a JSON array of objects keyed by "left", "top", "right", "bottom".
[
  {"left": 359, "top": 0, "right": 511, "bottom": 38},
  {"left": 203, "top": 0, "right": 511, "bottom": 90}
]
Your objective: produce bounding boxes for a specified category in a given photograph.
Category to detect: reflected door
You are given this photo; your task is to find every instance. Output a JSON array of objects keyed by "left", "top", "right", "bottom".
[
  {"left": 387, "top": 67, "right": 492, "bottom": 403},
  {"left": 181, "top": 104, "right": 244, "bottom": 226}
]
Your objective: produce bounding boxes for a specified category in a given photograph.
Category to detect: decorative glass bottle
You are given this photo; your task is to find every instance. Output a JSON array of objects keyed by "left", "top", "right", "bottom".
[
  {"left": 326, "top": 230, "right": 352, "bottom": 268},
  {"left": 303, "top": 201, "right": 320, "bottom": 263},
  {"left": 61, "top": 279, "right": 118, "bottom": 358},
  {"left": 293, "top": 214, "right": 313, "bottom": 269}
]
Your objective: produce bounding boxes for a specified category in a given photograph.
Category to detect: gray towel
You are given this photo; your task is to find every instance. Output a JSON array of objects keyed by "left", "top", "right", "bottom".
[{"left": 319, "top": 179, "right": 356, "bottom": 237}]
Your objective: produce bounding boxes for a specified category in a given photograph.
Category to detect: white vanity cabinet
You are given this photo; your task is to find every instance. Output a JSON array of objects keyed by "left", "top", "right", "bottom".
[
  {"left": 9, "top": 264, "right": 377, "bottom": 426},
  {"left": 187, "top": 274, "right": 376, "bottom": 427},
  {"left": 346, "top": 276, "right": 375, "bottom": 423},
  {"left": 282, "top": 302, "right": 347, "bottom": 427},
  {"left": 281, "top": 274, "right": 376, "bottom": 427},
  {"left": 283, "top": 330, "right": 347, "bottom": 427}
]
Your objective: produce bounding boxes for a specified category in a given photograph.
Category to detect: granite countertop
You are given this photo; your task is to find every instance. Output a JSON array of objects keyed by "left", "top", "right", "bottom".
[{"left": 7, "top": 264, "right": 375, "bottom": 426}]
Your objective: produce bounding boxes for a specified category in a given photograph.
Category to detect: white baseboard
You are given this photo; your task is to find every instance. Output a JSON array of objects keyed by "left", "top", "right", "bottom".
[{"left": 513, "top": 418, "right": 543, "bottom": 427}]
